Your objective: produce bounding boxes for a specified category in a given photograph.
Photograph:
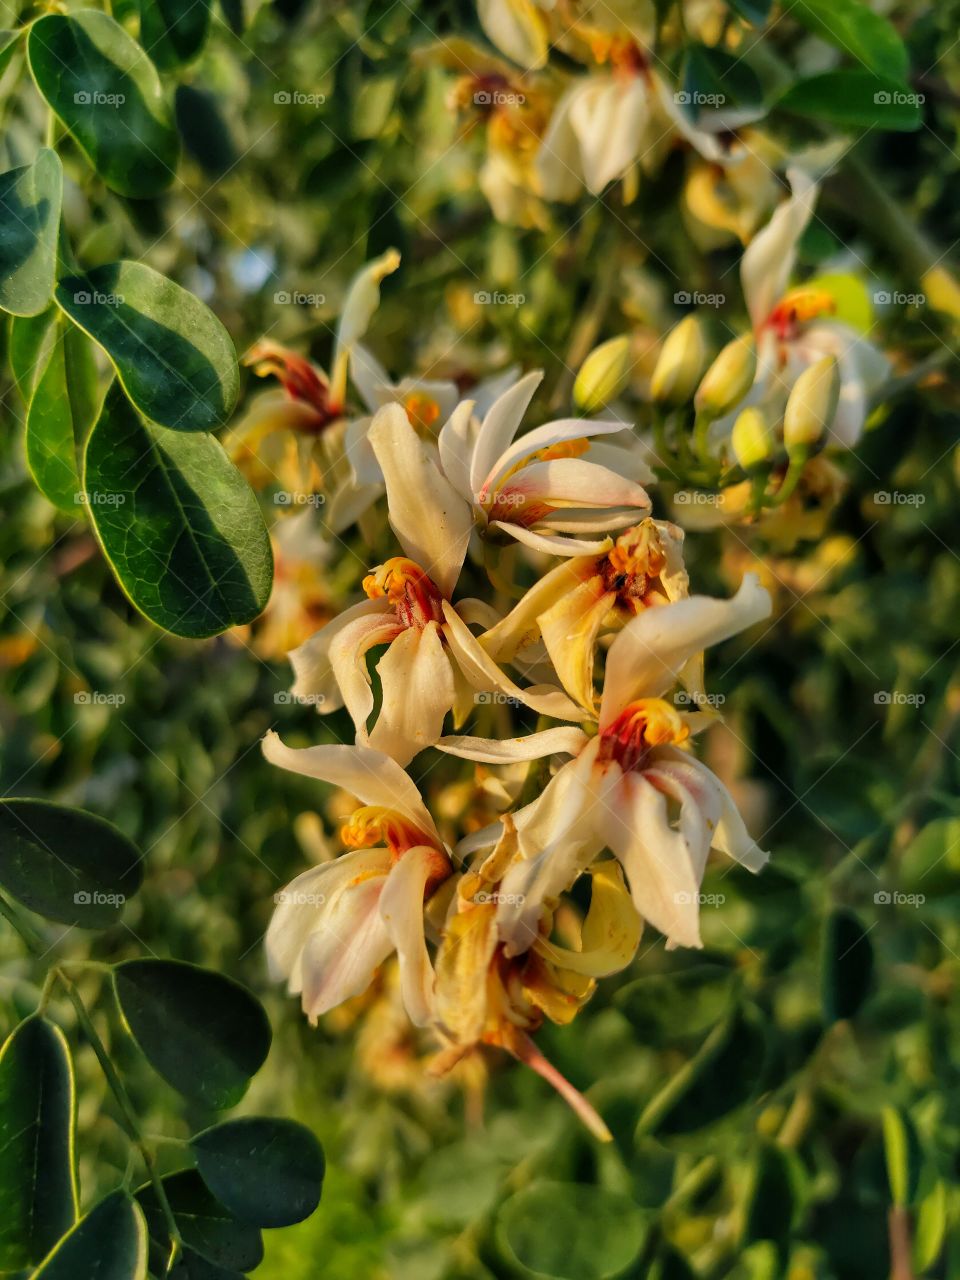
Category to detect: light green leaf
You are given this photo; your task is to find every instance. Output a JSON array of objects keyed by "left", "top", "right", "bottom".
[
  {"left": 788, "top": 0, "right": 908, "bottom": 82},
  {"left": 139, "top": 0, "right": 212, "bottom": 70},
  {"left": 777, "top": 71, "right": 922, "bottom": 131},
  {"left": 0, "top": 149, "right": 62, "bottom": 318},
  {"left": 56, "top": 261, "right": 238, "bottom": 432},
  {"left": 192, "top": 1118, "right": 325, "bottom": 1228},
  {"left": 495, "top": 1183, "right": 648, "bottom": 1280},
  {"left": 27, "top": 11, "right": 179, "bottom": 198},
  {"left": 881, "top": 1107, "right": 921, "bottom": 1208},
  {"left": 9, "top": 305, "right": 58, "bottom": 402},
  {"left": 0, "top": 1017, "right": 77, "bottom": 1271},
  {"left": 29, "top": 1192, "right": 147, "bottom": 1280},
  {"left": 113, "top": 959, "right": 272, "bottom": 1109},
  {"left": 82, "top": 385, "right": 272, "bottom": 637},
  {"left": 25, "top": 316, "right": 99, "bottom": 512}
]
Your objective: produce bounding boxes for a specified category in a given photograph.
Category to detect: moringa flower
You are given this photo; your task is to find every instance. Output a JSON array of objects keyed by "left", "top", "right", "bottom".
[{"left": 440, "top": 575, "right": 772, "bottom": 953}]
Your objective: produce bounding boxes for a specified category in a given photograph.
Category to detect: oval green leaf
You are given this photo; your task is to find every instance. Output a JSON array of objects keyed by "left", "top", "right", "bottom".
[
  {"left": 192, "top": 1118, "right": 325, "bottom": 1228},
  {"left": 113, "top": 959, "right": 271, "bottom": 1109},
  {"left": 777, "top": 71, "right": 922, "bottom": 131},
  {"left": 139, "top": 0, "right": 212, "bottom": 69},
  {"left": 0, "top": 1017, "right": 77, "bottom": 1271},
  {"left": 29, "top": 1191, "right": 147, "bottom": 1280},
  {"left": 496, "top": 1183, "right": 648, "bottom": 1280},
  {"left": 25, "top": 317, "right": 100, "bottom": 513},
  {"left": 0, "top": 149, "right": 62, "bottom": 318},
  {"left": 27, "top": 11, "right": 179, "bottom": 198},
  {"left": 0, "top": 798, "right": 142, "bottom": 928},
  {"left": 881, "top": 1107, "right": 922, "bottom": 1208},
  {"left": 788, "top": 0, "right": 908, "bottom": 82},
  {"left": 175, "top": 86, "right": 238, "bottom": 180},
  {"left": 83, "top": 385, "right": 272, "bottom": 637},
  {"left": 136, "top": 1171, "right": 262, "bottom": 1273},
  {"left": 56, "top": 261, "right": 238, "bottom": 432},
  {"left": 821, "top": 908, "right": 874, "bottom": 1024}
]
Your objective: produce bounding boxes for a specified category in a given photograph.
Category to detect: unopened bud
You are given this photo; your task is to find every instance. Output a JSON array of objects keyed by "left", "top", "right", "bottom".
[
  {"left": 650, "top": 316, "right": 707, "bottom": 406},
  {"left": 731, "top": 407, "right": 775, "bottom": 471},
  {"left": 574, "top": 336, "right": 633, "bottom": 413},
  {"left": 783, "top": 355, "right": 840, "bottom": 451},
  {"left": 694, "top": 334, "right": 756, "bottom": 419}
]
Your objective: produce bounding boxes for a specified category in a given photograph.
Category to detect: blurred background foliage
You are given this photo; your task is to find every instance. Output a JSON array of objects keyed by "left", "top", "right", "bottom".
[{"left": 3, "top": 0, "right": 960, "bottom": 1276}]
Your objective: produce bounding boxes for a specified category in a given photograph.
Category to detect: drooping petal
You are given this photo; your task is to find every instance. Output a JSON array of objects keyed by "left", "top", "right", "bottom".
[
  {"left": 742, "top": 167, "right": 818, "bottom": 331},
  {"left": 262, "top": 731, "right": 438, "bottom": 839},
  {"left": 536, "top": 86, "right": 588, "bottom": 202},
  {"left": 491, "top": 457, "right": 651, "bottom": 516},
  {"left": 657, "top": 747, "right": 769, "bottom": 872},
  {"left": 299, "top": 874, "right": 394, "bottom": 1020},
  {"left": 491, "top": 522, "right": 616, "bottom": 557},
  {"left": 289, "top": 598, "right": 392, "bottom": 710},
  {"left": 437, "top": 725, "right": 590, "bottom": 763},
  {"left": 600, "top": 574, "right": 771, "bottom": 728},
  {"left": 378, "top": 845, "right": 441, "bottom": 1026},
  {"left": 329, "top": 610, "right": 405, "bottom": 741},
  {"left": 481, "top": 557, "right": 598, "bottom": 661},
  {"left": 432, "top": 902, "right": 500, "bottom": 1045},
  {"left": 335, "top": 249, "right": 401, "bottom": 365},
  {"left": 539, "top": 579, "right": 615, "bottom": 713},
  {"left": 569, "top": 75, "right": 649, "bottom": 195},
  {"left": 437, "top": 399, "right": 477, "bottom": 500},
  {"left": 368, "top": 404, "right": 473, "bottom": 597},
  {"left": 470, "top": 370, "right": 543, "bottom": 498},
  {"left": 480, "top": 416, "right": 633, "bottom": 499},
  {"left": 368, "top": 622, "right": 456, "bottom": 765},
  {"left": 535, "top": 861, "right": 642, "bottom": 977}
]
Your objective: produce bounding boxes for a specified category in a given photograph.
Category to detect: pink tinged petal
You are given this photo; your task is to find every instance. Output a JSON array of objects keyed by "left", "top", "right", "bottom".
[
  {"left": 437, "top": 399, "right": 477, "bottom": 500},
  {"left": 300, "top": 875, "right": 394, "bottom": 1021},
  {"left": 481, "top": 558, "right": 598, "bottom": 662},
  {"left": 536, "top": 87, "right": 587, "bottom": 202},
  {"left": 262, "top": 732, "right": 438, "bottom": 839},
  {"left": 492, "top": 458, "right": 651, "bottom": 514},
  {"left": 481, "top": 416, "right": 632, "bottom": 498},
  {"left": 492, "top": 522, "right": 615, "bottom": 557},
  {"left": 658, "top": 748, "right": 769, "bottom": 872},
  {"left": 436, "top": 725, "right": 590, "bottom": 764},
  {"left": 539, "top": 580, "right": 615, "bottom": 714},
  {"left": 470, "top": 370, "right": 543, "bottom": 497},
  {"left": 329, "top": 611, "right": 406, "bottom": 742},
  {"left": 368, "top": 404, "right": 473, "bottom": 598},
  {"left": 368, "top": 623, "right": 456, "bottom": 766},
  {"left": 289, "top": 598, "right": 393, "bottom": 709},
  {"left": 378, "top": 845, "right": 439, "bottom": 1026},
  {"left": 600, "top": 574, "right": 772, "bottom": 728},
  {"left": 569, "top": 76, "right": 649, "bottom": 195},
  {"left": 441, "top": 601, "right": 585, "bottom": 722},
  {"left": 595, "top": 770, "right": 704, "bottom": 949},
  {"left": 742, "top": 167, "right": 818, "bottom": 331}
]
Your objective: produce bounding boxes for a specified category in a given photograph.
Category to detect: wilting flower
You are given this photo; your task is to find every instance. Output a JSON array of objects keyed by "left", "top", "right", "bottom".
[
  {"left": 288, "top": 408, "right": 582, "bottom": 765},
  {"left": 263, "top": 734, "right": 452, "bottom": 1023},
  {"left": 420, "top": 369, "right": 653, "bottom": 556},
  {"left": 440, "top": 575, "right": 772, "bottom": 952},
  {"left": 683, "top": 129, "right": 781, "bottom": 248}
]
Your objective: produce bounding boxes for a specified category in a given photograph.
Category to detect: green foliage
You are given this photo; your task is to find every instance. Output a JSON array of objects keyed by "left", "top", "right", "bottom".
[
  {"left": 191, "top": 1119, "right": 325, "bottom": 1228},
  {"left": 29, "top": 1192, "right": 148, "bottom": 1280},
  {"left": 0, "top": 150, "right": 61, "bottom": 317}
]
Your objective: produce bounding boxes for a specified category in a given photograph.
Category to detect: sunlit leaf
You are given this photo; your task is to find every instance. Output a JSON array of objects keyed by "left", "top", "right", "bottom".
[
  {"left": 788, "top": 0, "right": 908, "bottom": 82},
  {"left": 0, "top": 149, "right": 62, "bottom": 318},
  {"left": 29, "top": 1192, "right": 147, "bottom": 1280},
  {"left": 24, "top": 316, "right": 99, "bottom": 512}
]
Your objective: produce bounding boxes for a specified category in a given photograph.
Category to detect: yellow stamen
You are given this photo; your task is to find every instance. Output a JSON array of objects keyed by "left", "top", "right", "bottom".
[
  {"left": 606, "top": 520, "right": 666, "bottom": 579},
  {"left": 404, "top": 391, "right": 441, "bottom": 436},
  {"left": 536, "top": 437, "right": 590, "bottom": 463},
  {"left": 341, "top": 805, "right": 433, "bottom": 858},
  {"left": 768, "top": 287, "right": 836, "bottom": 338}
]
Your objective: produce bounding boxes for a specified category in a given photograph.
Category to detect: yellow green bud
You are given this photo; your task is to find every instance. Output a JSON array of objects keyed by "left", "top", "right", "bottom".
[
  {"left": 731, "top": 406, "right": 775, "bottom": 471},
  {"left": 694, "top": 333, "right": 756, "bottom": 419},
  {"left": 573, "top": 336, "right": 633, "bottom": 413},
  {"left": 650, "top": 316, "right": 707, "bottom": 406},
  {"left": 783, "top": 355, "right": 840, "bottom": 451}
]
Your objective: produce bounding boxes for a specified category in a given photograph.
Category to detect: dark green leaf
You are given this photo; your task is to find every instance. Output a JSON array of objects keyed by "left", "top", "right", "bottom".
[
  {"left": 82, "top": 386, "right": 272, "bottom": 638},
  {"left": 168, "top": 1248, "right": 246, "bottom": 1279},
  {"left": 136, "top": 1171, "right": 262, "bottom": 1273},
  {"left": 29, "top": 1191, "right": 147, "bottom": 1280},
  {"left": 56, "top": 261, "right": 238, "bottom": 432},
  {"left": 217, "top": 0, "right": 243, "bottom": 35},
  {"left": 788, "top": 0, "right": 908, "bottom": 82},
  {"left": 725, "top": 0, "right": 772, "bottom": 23},
  {"left": 192, "top": 1118, "right": 324, "bottom": 1228},
  {"left": 495, "top": 1183, "right": 648, "bottom": 1280},
  {"left": 25, "top": 317, "right": 99, "bottom": 512},
  {"left": 776, "top": 71, "right": 922, "bottom": 131},
  {"left": 615, "top": 964, "right": 735, "bottom": 1045},
  {"left": 27, "top": 11, "right": 180, "bottom": 198},
  {"left": 139, "top": 0, "right": 212, "bottom": 70},
  {"left": 113, "top": 959, "right": 271, "bottom": 1108},
  {"left": 681, "top": 43, "right": 763, "bottom": 123},
  {"left": 0, "top": 798, "right": 142, "bottom": 927},
  {"left": 822, "top": 908, "right": 874, "bottom": 1023},
  {"left": 175, "top": 87, "right": 238, "bottom": 180},
  {"left": 0, "top": 1017, "right": 77, "bottom": 1270},
  {"left": 744, "top": 1141, "right": 801, "bottom": 1243},
  {"left": 0, "top": 150, "right": 62, "bottom": 318}
]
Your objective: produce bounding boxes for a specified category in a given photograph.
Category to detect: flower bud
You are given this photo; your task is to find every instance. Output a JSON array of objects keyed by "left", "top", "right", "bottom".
[
  {"left": 694, "top": 334, "right": 756, "bottom": 419},
  {"left": 574, "top": 336, "right": 633, "bottom": 413},
  {"left": 731, "top": 407, "right": 775, "bottom": 471},
  {"left": 783, "top": 355, "right": 840, "bottom": 451},
  {"left": 650, "top": 316, "right": 707, "bottom": 406}
]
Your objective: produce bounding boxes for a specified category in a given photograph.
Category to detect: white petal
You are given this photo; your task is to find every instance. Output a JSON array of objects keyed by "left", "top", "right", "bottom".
[
  {"left": 368, "top": 623, "right": 456, "bottom": 765},
  {"left": 329, "top": 610, "right": 404, "bottom": 740},
  {"left": 742, "top": 167, "right": 818, "bottom": 330},
  {"left": 299, "top": 874, "right": 394, "bottom": 1019},
  {"left": 658, "top": 748, "right": 769, "bottom": 872},
  {"left": 379, "top": 845, "right": 440, "bottom": 1026},
  {"left": 349, "top": 343, "right": 390, "bottom": 413},
  {"left": 480, "top": 416, "right": 631, "bottom": 499},
  {"left": 492, "top": 457, "right": 650, "bottom": 513},
  {"left": 477, "top": 0, "right": 548, "bottom": 68},
  {"left": 335, "top": 249, "right": 401, "bottom": 361},
  {"left": 536, "top": 86, "right": 586, "bottom": 201},
  {"left": 325, "top": 478, "right": 384, "bottom": 534},
  {"left": 368, "top": 403, "right": 473, "bottom": 597},
  {"left": 437, "top": 399, "right": 477, "bottom": 499},
  {"left": 492, "top": 522, "right": 615, "bottom": 557},
  {"left": 262, "top": 731, "right": 438, "bottom": 838},
  {"left": 289, "top": 599, "right": 392, "bottom": 710},
  {"left": 470, "top": 370, "right": 543, "bottom": 497},
  {"left": 569, "top": 76, "right": 649, "bottom": 194},
  {"left": 436, "top": 725, "right": 589, "bottom": 763},
  {"left": 600, "top": 574, "right": 772, "bottom": 727}
]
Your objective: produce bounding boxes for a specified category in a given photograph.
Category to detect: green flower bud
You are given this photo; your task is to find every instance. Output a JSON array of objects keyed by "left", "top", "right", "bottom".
[
  {"left": 783, "top": 355, "right": 841, "bottom": 451},
  {"left": 573, "top": 336, "right": 633, "bottom": 413},
  {"left": 650, "top": 316, "right": 707, "bottom": 406},
  {"left": 731, "top": 406, "right": 775, "bottom": 471},
  {"left": 694, "top": 333, "right": 756, "bottom": 419}
]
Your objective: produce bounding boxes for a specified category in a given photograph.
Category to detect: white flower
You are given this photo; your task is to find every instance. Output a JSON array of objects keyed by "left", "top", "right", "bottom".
[{"left": 440, "top": 575, "right": 772, "bottom": 952}]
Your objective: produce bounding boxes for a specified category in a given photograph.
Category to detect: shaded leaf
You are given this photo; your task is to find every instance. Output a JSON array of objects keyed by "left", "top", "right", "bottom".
[
  {"left": 29, "top": 1191, "right": 147, "bottom": 1280},
  {"left": 136, "top": 1171, "right": 262, "bottom": 1273},
  {"left": 615, "top": 963, "right": 735, "bottom": 1046},
  {"left": 139, "top": 0, "right": 212, "bottom": 70},
  {"left": 822, "top": 908, "right": 874, "bottom": 1023},
  {"left": 25, "top": 317, "right": 99, "bottom": 512},
  {"left": 175, "top": 86, "right": 238, "bottom": 180},
  {"left": 0, "top": 149, "right": 62, "bottom": 318},
  {"left": 495, "top": 1183, "right": 648, "bottom": 1280},
  {"left": 777, "top": 71, "right": 922, "bottom": 130},
  {"left": 192, "top": 1118, "right": 324, "bottom": 1228}
]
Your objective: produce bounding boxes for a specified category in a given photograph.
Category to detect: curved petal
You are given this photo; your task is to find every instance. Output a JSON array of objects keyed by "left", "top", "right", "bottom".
[
  {"left": 300, "top": 874, "right": 394, "bottom": 1020},
  {"left": 657, "top": 747, "right": 769, "bottom": 872},
  {"left": 329, "top": 611, "right": 405, "bottom": 740},
  {"left": 477, "top": 0, "right": 549, "bottom": 69},
  {"left": 492, "top": 522, "right": 615, "bottom": 557},
  {"left": 262, "top": 731, "right": 438, "bottom": 839},
  {"left": 481, "top": 558, "right": 598, "bottom": 661},
  {"left": 349, "top": 343, "right": 391, "bottom": 413},
  {"left": 535, "top": 861, "right": 642, "bottom": 977},
  {"left": 368, "top": 403, "right": 473, "bottom": 597},
  {"left": 368, "top": 623, "right": 456, "bottom": 765},
  {"left": 342, "top": 414, "right": 380, "bottom": 487},
  {"left": 536, "top": 86, "right": 587, "bottom": 202},
  {"left": 492, "top": 457, "right": 651, "bottom": 514},
  {"left": 539, "top": 580, "right": 615, "bottom": 713},
  {"left": 335, "top": 249, "right": 401, "bottom": 364},
  {"left": 470, "top": 370, "right": 543, "bottom": 497},
  {"left": 437, "top": 399, "right": 477, "bottom": 500},
  {"left": 437, "top": 725, "right": 590, "bottom": 763},
  {"left": 569, "top": 75, "right": 649, "bottom": 195},
  {"left": 480, "top": 416, "right": 633, "bottom": 499},
  {"left": 325, "top": 478, "right": 384, "bottom": 534},
  {"left": 600, "top": 574, "right": 772, "bottom": 727},
  {"left": 379, "top": 846, "right": 439, "bottom": 1026},
  {"left": 289, "top": 598, "right": 392, "bottom": 709},
  {"left": 742, "top": 167, "right": 818, "bottom": 330}
]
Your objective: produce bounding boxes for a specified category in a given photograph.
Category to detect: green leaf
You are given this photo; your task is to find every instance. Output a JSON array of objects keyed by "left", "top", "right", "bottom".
[
  {"left": 113, "top": 959, "right": 271, "bottom": 1109},
  {"left": 9, "top": 305, "right": 58, "bottom": 402},
  {"left": 725, "top": 0, "right": 772, "bottom": 24},
  {"left": 82, "top": 386, "right": 272, "bottom": 638},
  {"left": 495, "top": 1183, "right": 648, "bottom": 1280},
  {"left": 0, "top": 798, "right": 142, "bottom": 927},
  {"left": 788, "top": 0, "right": 908, "bottom": 82},
  {"left": 821, "top": 908, "right": 874, "bottom": 1023},
  {"left": 168, "top": 1247, "right": 246, "bottom": 1279},
  {"left": 175, "top": 86, "right": 238, "bottom": 180},
  {"left": 776, "top": 71, "right": 922, "bottom": 131},
  {"left": 25, "top": 317, "right": 100, "bottom": 512},
  {"left": 615, "top": 964, "right": 735, "bottom": 1045},
  {"left": 0, "top": 150, "right": 62, "bottom": 318},
  {"left": 681, "top": 43, "right": 763, "bottom": 122},
  {"left": 0, "top": 1017, "right": 77, "bottom": 1270},
  {"left": 217, "top": 0, "right": 243, "bottom": 35},
  {"left": 192, "top": 1118, "right": 325, "bottom": 1228},
  {"left": 28, "top": 1191, "right": 147, "bottom": 1280},
  {"left": 27, "top": 11, "right": 180, "bottom": 198},
  {"left": 636, "top": 1003, "right": 768, "bottom": 1137},
  {"left": 743, "top": 1142, "right": 801, "bottom": 1243},
  {"left": 898, "top": 816, "right": 960, "bottom": 898},
  {"left": 136, "top": 1171, "right": 262, "bottom": 1273},
  {"left": 881, "top": 1107, "right": 921, "bottom": 1208},
  {"left": 56, "top": 261, "right": 238, "bottom": 432},
  {"left": 0, "top": 29, "right": 23, "bottom": 77},
  {"left": 913, "top": 1179, "right": 947, "bottom": 1273},
  {"left": 139, "top": 0, "right": 212, "bottom": 70}
]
